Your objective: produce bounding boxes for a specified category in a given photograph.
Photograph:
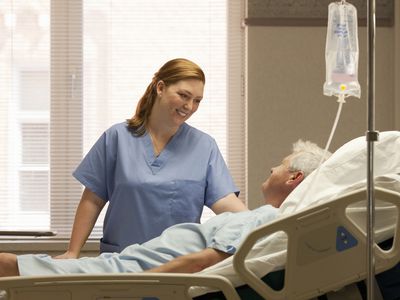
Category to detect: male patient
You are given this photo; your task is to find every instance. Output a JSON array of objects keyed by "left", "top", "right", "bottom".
[{"left": 0, "top": 140, "right": 329, "bottom": 277}]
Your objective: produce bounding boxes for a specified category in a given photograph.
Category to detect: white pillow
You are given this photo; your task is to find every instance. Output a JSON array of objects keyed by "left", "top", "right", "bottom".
[{"left": 279, "top": 131, "right": 400, "bottom": 214}]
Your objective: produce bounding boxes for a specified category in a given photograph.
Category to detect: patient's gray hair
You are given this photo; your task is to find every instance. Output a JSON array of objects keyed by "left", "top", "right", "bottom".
[{"left": 288, "top": 140, "right": 331, "bottom": 177}]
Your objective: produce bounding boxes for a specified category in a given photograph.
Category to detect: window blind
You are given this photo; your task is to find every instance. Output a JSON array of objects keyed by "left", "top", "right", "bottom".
[
  {"left": 0, "top": 0, "right": 51, "bottom": 230},
  {"left": 0, "top": 0, "right": 246, "bottom": 238}
]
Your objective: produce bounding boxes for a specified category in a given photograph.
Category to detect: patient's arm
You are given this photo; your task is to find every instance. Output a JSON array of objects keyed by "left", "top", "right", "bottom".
[{"left": 146, "top": 248, "right": 231, "bottom": 273}]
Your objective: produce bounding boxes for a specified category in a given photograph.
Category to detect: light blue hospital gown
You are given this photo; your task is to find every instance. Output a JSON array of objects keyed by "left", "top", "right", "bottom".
[
  {"left": 72, "top": 122, "right": 239, "bottom": 253},
  {"left": 17, "top": 205, "right": 278, "bottom": 275}
]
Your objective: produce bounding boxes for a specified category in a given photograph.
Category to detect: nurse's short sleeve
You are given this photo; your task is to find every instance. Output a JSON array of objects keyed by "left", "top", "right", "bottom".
[
  {"left": 73, "top": 130, "right": 116, "bottom": 201},
  {"left": 204, "top": 139, "right": 239, "bottom": 207},
  {"left": 208, "top": 206, "right": 279, "bottom": 254}
]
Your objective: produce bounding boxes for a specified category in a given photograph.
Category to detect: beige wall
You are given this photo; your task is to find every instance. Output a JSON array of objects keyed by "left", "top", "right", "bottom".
[
  {"left": 395, "top": 1, "right": 400, "bottom": 129},
  {"left": 247, "top": 24, "right": 398, "bottom": 208}
]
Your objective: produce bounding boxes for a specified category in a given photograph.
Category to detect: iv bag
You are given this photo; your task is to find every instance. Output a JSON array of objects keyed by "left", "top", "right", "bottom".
[{"left": 323, "top": 2, "right": 360, "bottom": 98}]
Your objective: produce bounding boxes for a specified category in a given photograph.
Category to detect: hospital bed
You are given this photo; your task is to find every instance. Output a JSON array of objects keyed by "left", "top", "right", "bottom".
[
  {"left": 0, "top": 185, "right": 399, "bottom": 300},
  {"left": 1, "top": 132, "right": 400, "bottom": 299}
]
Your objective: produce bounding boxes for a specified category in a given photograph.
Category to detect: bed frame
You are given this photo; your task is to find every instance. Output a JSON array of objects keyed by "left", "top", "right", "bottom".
[{"left": 0, "top": 273, "right": 240, "bottom": 300}]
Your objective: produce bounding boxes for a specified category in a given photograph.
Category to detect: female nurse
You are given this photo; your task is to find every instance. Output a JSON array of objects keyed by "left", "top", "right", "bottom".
[{"left": 57, "top": 58, "right": 248, "bottom": 258}]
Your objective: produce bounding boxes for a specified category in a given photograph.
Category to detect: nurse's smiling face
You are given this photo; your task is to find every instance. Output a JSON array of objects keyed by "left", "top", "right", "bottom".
[{"left": 155, "top": 79, "right": 204, "bottom": 128}]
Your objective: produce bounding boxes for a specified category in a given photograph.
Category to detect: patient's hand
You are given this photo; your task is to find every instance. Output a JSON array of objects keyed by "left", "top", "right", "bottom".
[{"left": 54, "top": 250, "right": 79, "bottom": 259}]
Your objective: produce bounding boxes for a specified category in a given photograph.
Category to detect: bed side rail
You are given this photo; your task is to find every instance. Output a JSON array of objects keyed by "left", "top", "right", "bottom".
[{"left": 233, "top": 187, "right": 400, "bottom": 300}]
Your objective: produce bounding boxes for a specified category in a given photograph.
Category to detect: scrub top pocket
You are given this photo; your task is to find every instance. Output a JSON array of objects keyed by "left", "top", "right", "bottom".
[{"left": 170, "top": 179, "right": 205, "bottom": 222}]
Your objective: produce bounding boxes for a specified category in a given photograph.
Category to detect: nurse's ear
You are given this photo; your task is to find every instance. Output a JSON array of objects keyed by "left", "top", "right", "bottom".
[{"left": 156, "top": 80, "right": 166, "bottom": 96}]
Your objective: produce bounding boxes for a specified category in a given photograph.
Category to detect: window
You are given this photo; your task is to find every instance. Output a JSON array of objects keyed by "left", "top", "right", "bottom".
[{"left": 0, "top": 0, "right": 245, "bottom": 238}]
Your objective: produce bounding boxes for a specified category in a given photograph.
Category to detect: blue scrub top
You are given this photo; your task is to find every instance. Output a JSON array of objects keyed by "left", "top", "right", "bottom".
[{"left": 73, "top": 122, "right": 239, "bottom": 253}]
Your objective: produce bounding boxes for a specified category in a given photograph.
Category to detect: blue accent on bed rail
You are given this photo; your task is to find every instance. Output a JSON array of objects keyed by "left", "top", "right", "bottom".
[{"left": 336, "top": 226, "right": 358, "bottom": 252}]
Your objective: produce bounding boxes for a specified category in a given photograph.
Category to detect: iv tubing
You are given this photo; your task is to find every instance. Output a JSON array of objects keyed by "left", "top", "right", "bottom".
[
  {"left": 323, "top": 95, "right": 345, "bottom": 165},
  {"left": 293, "top": 97, "right": 344, "bottom": 212}
]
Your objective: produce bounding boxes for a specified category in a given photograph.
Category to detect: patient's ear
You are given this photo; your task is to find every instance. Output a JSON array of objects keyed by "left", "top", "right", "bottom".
[{"left": 288, "top": 171, "right": 305, "bottom": 187}]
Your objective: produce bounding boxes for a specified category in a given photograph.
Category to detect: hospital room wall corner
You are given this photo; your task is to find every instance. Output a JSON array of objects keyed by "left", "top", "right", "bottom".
[{"left": 246, "top": 7, "right": 400, "bottom": 209}]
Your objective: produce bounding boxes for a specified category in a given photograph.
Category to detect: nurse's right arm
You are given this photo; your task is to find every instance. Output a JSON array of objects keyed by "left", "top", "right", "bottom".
[{"left": 55, "top": 188, "right": 105, "bottom": 259}]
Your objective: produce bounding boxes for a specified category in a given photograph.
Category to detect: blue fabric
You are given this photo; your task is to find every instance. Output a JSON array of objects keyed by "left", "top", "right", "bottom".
[
  {"left": 17, "top": 205, "right": 279, "bottom": 276},
  {"left": 73, "top": 122, "right": 239, "bottom": 252}
]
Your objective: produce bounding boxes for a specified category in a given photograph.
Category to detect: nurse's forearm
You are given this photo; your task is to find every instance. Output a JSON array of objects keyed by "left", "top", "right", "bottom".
[
  {"left": 64, "top": 188, "right": 105, "bottom": 258},
  {"left": 145, "top": 248, "right": 231, "bottom": 273},
  {"left": 211, "top": 193, "right": 248, "bottom": 214}
]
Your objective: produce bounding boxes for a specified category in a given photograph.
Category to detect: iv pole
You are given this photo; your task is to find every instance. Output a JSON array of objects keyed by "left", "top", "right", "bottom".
[{"left": 366, "top": 0, "right": 379, "bottom": 299}]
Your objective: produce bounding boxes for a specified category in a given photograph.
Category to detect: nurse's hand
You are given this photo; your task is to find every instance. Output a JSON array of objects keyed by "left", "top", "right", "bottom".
[{"left": 54, "top": 250, "right": 79, "bottom": 259}]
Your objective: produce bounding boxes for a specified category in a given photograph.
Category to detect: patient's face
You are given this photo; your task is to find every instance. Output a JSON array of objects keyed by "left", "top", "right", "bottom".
[{"left": 261, "top": 155, "right": 294, "bottom": 207}]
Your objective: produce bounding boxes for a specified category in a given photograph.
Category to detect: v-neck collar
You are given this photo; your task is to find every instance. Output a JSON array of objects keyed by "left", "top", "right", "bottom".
[{"left": 143, "top": 124, "right": 185, "bottom": 174}]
